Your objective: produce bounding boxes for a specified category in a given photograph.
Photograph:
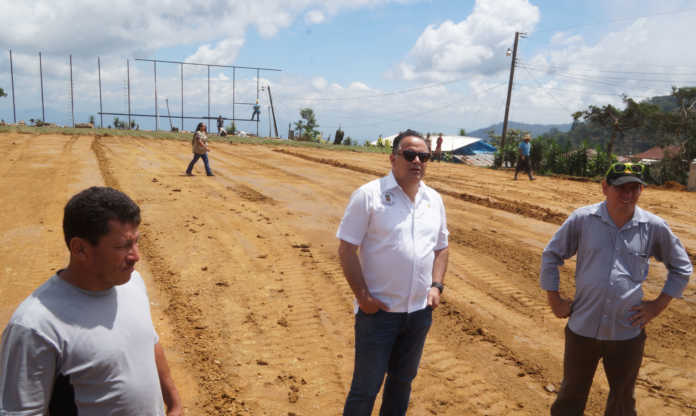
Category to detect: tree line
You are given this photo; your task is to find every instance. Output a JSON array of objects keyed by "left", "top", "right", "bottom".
[{"left": 491, "top": 87, "right": 696, "bottom": 185}]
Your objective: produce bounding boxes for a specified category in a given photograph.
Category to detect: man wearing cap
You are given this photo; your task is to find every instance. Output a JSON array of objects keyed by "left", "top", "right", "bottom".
[
  {"left": 540, "top": 162, "right": 692, "bottom": 415},
  {"left": 514, "top": 133, "right": 535, "bottom": 180},
  {"left": 337, "top": 129, "right": 449, "bottom": 415}
]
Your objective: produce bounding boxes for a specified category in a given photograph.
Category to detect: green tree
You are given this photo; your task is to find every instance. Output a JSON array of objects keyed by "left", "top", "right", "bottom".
[
  {"left": 333, "top": 126, "right": 345, "bottom": 145},
  {"left": 572, "top": 96, "right": 655, "bottom": 157},
  {"left": 293, "top": 108, "right": 320, "bottom": 141},
  {"left": 459, "top": 128, "right": 466, "bottom": 136},
  {"left": 0, "top": 87, "right": 6, "bottom": 97}
]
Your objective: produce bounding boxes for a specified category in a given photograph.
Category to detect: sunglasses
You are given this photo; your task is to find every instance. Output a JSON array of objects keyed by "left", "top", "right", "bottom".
[
  {"left": 398, "top": 149, "right": 431, "bottom": 162},
  {"left": 606, "top": 162, "right": 645, "bottom": 176}
]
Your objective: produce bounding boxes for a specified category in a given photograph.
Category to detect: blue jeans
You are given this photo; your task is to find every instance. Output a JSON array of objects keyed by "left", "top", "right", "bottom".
[
  {"left": 343, "top": 307, "right": 432, "bottom": 416},
  {"left": 186, "top": 153, "right": 212, "bottom": 175}
]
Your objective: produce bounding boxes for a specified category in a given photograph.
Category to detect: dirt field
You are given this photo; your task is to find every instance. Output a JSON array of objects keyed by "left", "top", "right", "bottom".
[{"left": 1, "top": 132, "right": 694, "bottom": 415}]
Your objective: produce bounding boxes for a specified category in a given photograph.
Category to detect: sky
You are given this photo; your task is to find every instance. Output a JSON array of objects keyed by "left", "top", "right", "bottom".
[{"left": 2, "top": 0, "right": 696, "bottom": 142}]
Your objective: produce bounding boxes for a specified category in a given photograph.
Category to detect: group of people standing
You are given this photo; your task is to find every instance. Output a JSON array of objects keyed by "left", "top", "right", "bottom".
[
  {"left": 0, "top": 129, "right": 691, "bottom": 416},
  {"left": 336, "top": 129, "right": 691, "bottom": 415}
]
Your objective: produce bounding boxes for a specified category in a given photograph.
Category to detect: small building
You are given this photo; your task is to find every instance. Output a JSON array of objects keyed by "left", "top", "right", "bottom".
[
  {"left": 374, "top": 134, "right": 497, "bottom": 165},
  {"left": 627, "top": 144, "right": 682, "bottom": 164}
]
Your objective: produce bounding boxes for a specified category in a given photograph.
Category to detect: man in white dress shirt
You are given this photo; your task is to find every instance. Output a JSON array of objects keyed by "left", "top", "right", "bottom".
[{"left": 337, "top": 129, "right": 449, "bottom": 415}]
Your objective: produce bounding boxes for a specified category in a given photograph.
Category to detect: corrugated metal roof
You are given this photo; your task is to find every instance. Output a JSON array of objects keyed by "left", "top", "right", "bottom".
[{"left": 374, "top": 134, "right": 493, "bottom": 152}]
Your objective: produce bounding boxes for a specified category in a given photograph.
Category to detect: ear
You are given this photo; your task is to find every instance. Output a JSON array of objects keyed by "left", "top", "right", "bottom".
[
  {"left": 389, "top": 153, "right": 396, "bottom": 165},
  {"left": 601, "top": 180, "right": 609, "bottom": 196},
  {"left": 68, "top": 237, "right": 91, "bottom": 262}
]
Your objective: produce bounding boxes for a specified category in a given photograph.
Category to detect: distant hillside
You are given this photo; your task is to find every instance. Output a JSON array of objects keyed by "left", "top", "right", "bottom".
[{"left": 468, "top": 121, "right": 572, "bottom": 141}]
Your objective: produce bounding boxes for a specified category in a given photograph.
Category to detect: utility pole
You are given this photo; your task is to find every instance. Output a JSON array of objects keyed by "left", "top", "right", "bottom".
[
  {"left": 9, "top": 50, "right": 16, "bottom": 123},
  {"left": 266, "top": 85, "right": 279, "bottom": 137},
  {"left": 501, "top": 31, "right": 525, "bottom": 161}
]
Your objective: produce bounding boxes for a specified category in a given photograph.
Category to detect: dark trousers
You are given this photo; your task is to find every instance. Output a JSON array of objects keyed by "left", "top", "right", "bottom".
[
  {"left": 551, "top": 326, "right": 646, "bottom": 416},
  {"left": 343, "top": 307, "right": 432, "bottom": 416},
  {"left": 514, "top": 155, "right": 533, "bottom": 179},
  {"left": 186, "top": 153, "right": 212, "bottom": 176}
]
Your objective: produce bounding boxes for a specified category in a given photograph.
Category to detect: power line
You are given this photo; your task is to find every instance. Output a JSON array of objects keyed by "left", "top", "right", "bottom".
[
  {"left": 286, "top": 77, "right": 470, "bottom": 103},
  {"left": 519, "top": 66, "right": 575, "bottom": 114},
  {"left": 517, "top": 61, "right": 696, "bottom": 77}
]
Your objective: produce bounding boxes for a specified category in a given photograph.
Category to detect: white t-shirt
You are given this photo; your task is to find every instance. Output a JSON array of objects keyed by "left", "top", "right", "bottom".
[
  {"left": 337, "top": 172, "right": 449, "bottom": 313},
  {"left": 0, "top": 271, "right": 165, "bottom": 416}
]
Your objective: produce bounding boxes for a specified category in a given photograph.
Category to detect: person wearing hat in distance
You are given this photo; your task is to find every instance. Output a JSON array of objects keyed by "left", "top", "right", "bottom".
[
  {"left": 540, "top": 162, "right": 692, "bottom": 415},
  {"left": 514, "top": 133, "right": 535, "bottom": 180},
  {"left": 337, "top": 129, "right": 449, "bottom": 415}
]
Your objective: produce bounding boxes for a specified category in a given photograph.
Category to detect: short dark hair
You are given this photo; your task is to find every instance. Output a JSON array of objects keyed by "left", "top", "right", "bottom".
[
  {"left": 63, "top": 187, "right": 141, "bottom": 247},
  {"left": 196, "top": 122, "right": 205, "bottom": 132},
  {"left": 391, "top": 129, "right": 424, "bottom": 154}
]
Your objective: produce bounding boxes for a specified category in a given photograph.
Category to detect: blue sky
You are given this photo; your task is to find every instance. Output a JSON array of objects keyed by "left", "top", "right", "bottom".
[{"left": 2, "top": 0, "right": 696, "bottom": 141}]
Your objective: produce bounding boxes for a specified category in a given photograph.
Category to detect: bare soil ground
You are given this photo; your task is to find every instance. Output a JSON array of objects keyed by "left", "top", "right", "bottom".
[{"left": 1, "top": 132, "right": 694, "bottom": 415}]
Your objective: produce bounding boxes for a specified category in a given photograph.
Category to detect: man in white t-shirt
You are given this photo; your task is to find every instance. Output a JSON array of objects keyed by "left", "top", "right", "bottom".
[
  {"left": 0, "top": 186, "right": 182, "bottom": 415},
  {"left": 337, "top": 129, "right": 449, "bottom": 415}
]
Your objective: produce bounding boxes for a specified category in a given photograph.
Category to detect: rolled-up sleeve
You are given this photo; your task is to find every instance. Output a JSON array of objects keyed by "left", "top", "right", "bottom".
[
  {"left": 652, "top": 220, "right": 693, "bottom": 298},
  {"left": 435, "top": 195, "right": 449, "bottom": 251},
  {"left": 540, "top": 214, "right": 579, "bottom": 291}
]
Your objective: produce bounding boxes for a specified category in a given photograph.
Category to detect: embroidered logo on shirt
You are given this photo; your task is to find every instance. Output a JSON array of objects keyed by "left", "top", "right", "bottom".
[{"left": 382, "top": 191, "right": 394, "bottom": 206}]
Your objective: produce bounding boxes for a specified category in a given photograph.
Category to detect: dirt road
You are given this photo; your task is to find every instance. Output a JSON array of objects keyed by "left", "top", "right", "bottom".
[{"left": 1, "top": 132, "right": 694, "bottom": 415}]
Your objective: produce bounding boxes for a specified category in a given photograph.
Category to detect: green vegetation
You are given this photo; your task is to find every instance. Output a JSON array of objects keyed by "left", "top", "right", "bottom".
[
  {"left": 492, "top": 87, "right": 696, "bottom": 185},
  {"left": 292, "top": 108, "right": 320, "bottom": 141},
  {"left": 0, "top": 87, "right": 6, "bottom": 97}
]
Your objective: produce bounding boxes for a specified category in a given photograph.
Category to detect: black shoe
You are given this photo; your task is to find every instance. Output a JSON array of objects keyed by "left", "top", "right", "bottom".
[
  {"left": 186, "top": 172, "right": 193, "bottom": 176},
  {"left": 207, "top": 174, "right": 215, "bottom": 176}
]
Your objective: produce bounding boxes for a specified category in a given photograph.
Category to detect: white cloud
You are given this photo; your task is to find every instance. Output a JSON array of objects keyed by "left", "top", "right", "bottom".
[
  {"left": 312, "top": 77, "right": 328, "bottom": 89},
  {"left": 392, "top": 0, "right": 540, "bottom": 81},
  {"left": 187, "top": 38, "right": 245, "bottom": 65},
  {"left": 305, "top": 10, "right": 326, "bottom": 24}
]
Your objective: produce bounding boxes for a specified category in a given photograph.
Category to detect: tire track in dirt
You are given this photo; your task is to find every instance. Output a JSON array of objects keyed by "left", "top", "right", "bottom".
[
  {"left": 219, "top": 202, "right": 352, "bottom": 413},
  {"left": 447, "top": 223, "right": 696, "bottom": 412},
  {"left": 92, "top": 136, "right": 247, "bottom": 414},
  {"left": 303, "top": 251, "right": 548, "bottom": 415},
  {"left": 274, "top": 148, "right": 568, "bottom": 225},
  {"left": 89, "top": 138, "right": 692, "bottom": 414},
  {"left": 275, "top": 147, "right": 696, "bottom": 266},
  {"left": 268, "top": 145, "right": 696, "bottom": 414}
]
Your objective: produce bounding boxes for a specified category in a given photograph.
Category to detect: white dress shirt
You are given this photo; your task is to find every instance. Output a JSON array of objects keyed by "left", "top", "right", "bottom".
[{"left": 337, "top": 172, "right": 449, "bottom": 313}]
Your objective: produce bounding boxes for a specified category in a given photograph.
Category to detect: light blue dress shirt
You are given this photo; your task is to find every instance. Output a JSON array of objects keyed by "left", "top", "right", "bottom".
[
  {"left": 519, "top": 141, "right": 531, "bottom": 156},
  {"left": 540, "top": 201, "right": 692, "bottom": 340}
]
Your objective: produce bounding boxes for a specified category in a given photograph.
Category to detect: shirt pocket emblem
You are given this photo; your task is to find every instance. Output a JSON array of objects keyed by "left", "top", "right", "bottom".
[{"left": 382, "top": 191, "right": 395, "bottom": 206}]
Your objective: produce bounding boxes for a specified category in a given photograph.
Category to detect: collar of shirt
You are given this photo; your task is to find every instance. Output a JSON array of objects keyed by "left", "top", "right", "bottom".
[
  {"left": 383, "top": 171, "right": 426, "bottom": 205},
  {"left": 591, "top": 201, "right": 648, "bottom": 231}
]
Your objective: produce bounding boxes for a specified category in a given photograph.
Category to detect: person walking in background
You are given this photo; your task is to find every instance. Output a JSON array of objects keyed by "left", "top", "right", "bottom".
[
  {"left": 0, "top": 186, "right": 182, "bottom": 415},
  {"left": 186, "top": 122, "right": 213, "bottom": 176},
  {"left": 216, "top": 115, "right": 226, "bottom": 136},
  {"left": 425, "top": 133, "right": 432, "bottom": 153},
  {"left": 540, "top": 162, "right": 692, "bottom": 415},
  {"left": 435, "top": 134, "right": 444, "bottom": 162},
  {"left": 251, "top": 100, "right": 261, "bottom": 121},
  {"left": 337, "top": 129, "right": 449, "bottom": 415},
  {"left": 514, "top": 133, "right": 534, "bottom": 180}
]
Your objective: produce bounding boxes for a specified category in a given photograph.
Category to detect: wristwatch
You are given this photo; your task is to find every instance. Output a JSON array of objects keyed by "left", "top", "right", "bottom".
[{"left": 431, "top": 282, "right": 444, "bottom": 294}]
